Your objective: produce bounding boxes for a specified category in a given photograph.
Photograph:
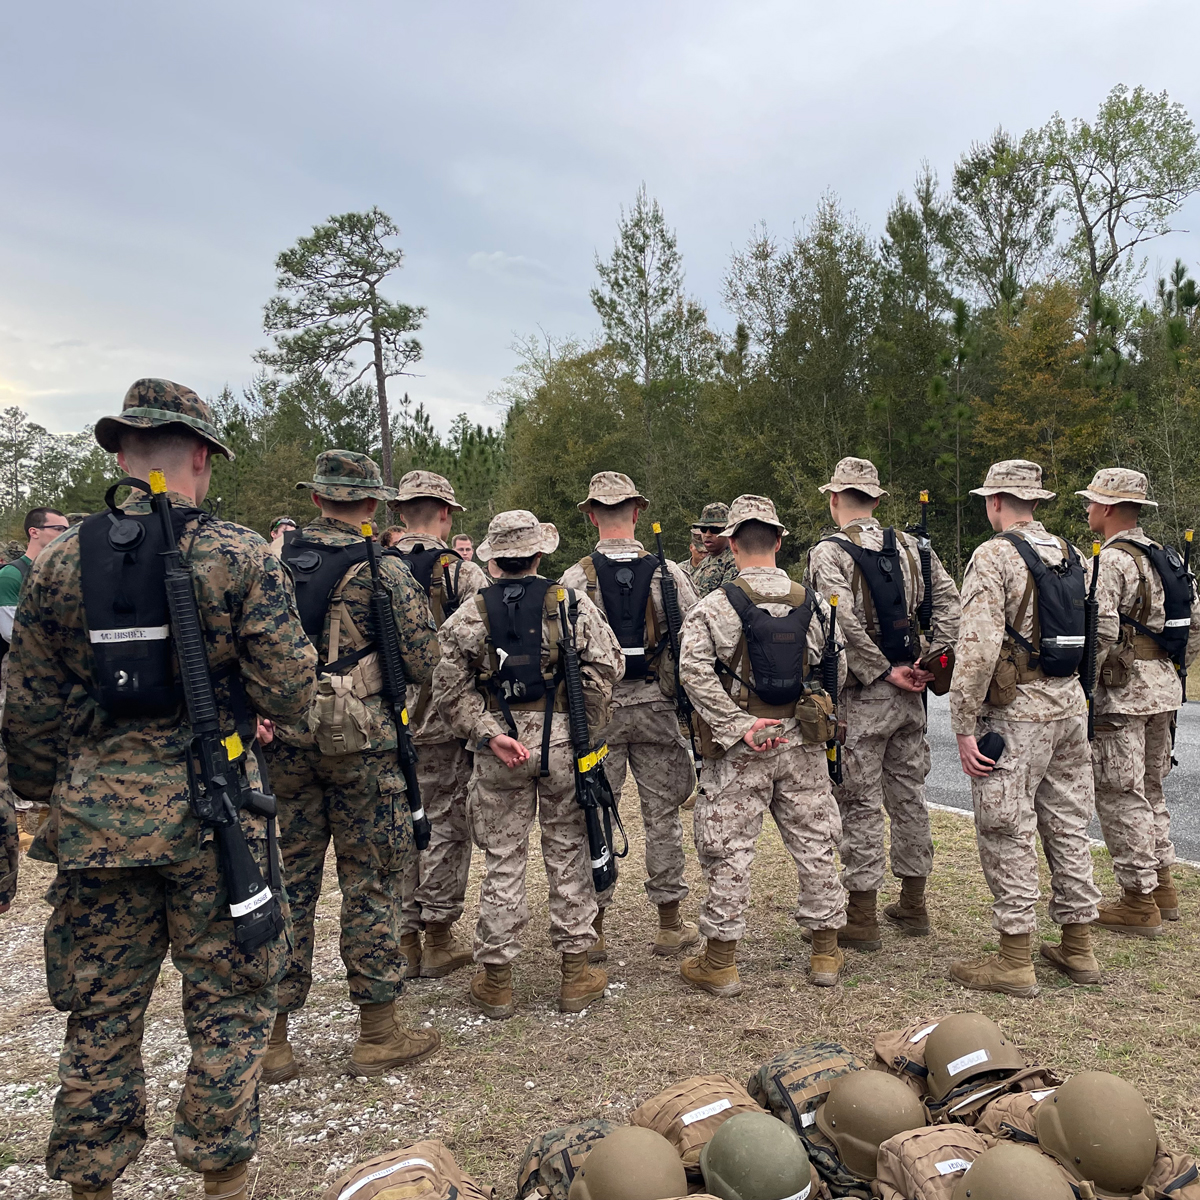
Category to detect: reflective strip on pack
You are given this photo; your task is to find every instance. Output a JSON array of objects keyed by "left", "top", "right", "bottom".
[
  {"left": 229, "top": 888, "right": 273, "bottom": 918},
  {"left": 800, "top": 1111, "right": 817, "bottom": 1127},
  {"left": 910, "top": 1022, "right": 939, "bottom": 1043},
  {"left": 621, "top": 647, "right": 646, "bottom": 655},
  {"left": 89, "top": 625, "right": 170, "bottom": 644},
  {"left": 946, "top": 1048, "right": 989, "bottom": 1077},
  {"left": 949, "top": 1083, "right": 1004, "bottom": 1114},
  {"left": 410, "top": 807, "right": 425, "bottom": 823},
  {"left": 591, "top": 849, "right": 612, "bottom": 870},
  {"left": 1041, "top": 635, "right": 1086, "bottom": 647},
  {"left": 936, "top": 1159, "right": 972, "bottom": 1176},
  {"left": 681, "top": 1097, "right": 732, "bottom": 1125},
  {"left": 1165, "top": 618, "right": 1191, "bottom": 627},
  {"left": 337, "top": 1157, "right": 436, "bottom": 1200}
]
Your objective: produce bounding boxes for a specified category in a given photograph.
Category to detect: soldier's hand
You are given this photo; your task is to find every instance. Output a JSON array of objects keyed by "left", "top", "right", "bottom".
[
  {"left": 957, "top": 733, "right": 995, "bottom": 777},
  {"left": 256, "top": 719, "right": 275, "bottom": 745},
  {"left": 744, "top": 718, "right": 787, "bottom": 752},
  {"left": 885, "top": 665, "right": 925, "bottom": 692},
  {"left": 910, "top": 665, "right": 935, "bottom": 687},
  {"left": 489, "top": 734, "right": 530, "bottom": 769}
]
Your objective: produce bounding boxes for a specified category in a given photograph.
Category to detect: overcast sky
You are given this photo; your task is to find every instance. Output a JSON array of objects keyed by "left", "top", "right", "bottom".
[{"left": 3, "top": 1, "right": 1199, "bottom": 437}]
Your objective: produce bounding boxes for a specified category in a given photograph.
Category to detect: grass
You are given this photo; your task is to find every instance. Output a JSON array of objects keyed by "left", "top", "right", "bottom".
[{"left": 1, "top": 792, "right": 1198, "bottom": 1198}]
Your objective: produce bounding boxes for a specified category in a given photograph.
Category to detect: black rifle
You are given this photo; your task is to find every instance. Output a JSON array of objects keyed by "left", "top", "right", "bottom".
[
  {"left": 1083, "top": 540, "right": 1101, "bottom": 741},
  {"left": 905, "top": 489, "right": 934, "bottom": 634},
  {"left": 557, "top": 588, "right": 626, "bottom": 892},
  {"left": 362, "top": 525, "right": 431, "bottom": 851},
  {"left": 822, "top": 594, "right": 843, "bottom": 785},
  {"left": 651, "top": 522, "right": 703, "bottom": 776},
  {"left": 1182, "top": 529, "right": 1195, "bottom": 706},
  {"left": 148, "top": 471, "right": 283, "bottom": 952}
]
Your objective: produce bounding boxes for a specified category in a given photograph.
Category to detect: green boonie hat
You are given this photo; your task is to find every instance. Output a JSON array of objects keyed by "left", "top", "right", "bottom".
[
  {"left": 94, "top": 378, "right": 235, "bottom": 460},
  {"left": 297, "top": 449, "right": 396, "bottom": 502},
  {"left": 696, "top": 502, "right": 730, "bottom": 529}
]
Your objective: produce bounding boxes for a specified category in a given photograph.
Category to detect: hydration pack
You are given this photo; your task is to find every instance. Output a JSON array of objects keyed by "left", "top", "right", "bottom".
[
  {"left": 280, "top": 533, "right": 371, "bottom": 646},
  {"left": 1111, "top": 538, "right": 1194, "bottom": 668},
  {"left": 822, "top": 526, "right": 917, "bottom": 664},
  {"left": 999, "top": 532, "right": 1087, "bottom": 678},
  {"left": 721, "top": 579, "right": 818, "bottom": 706},
  {"left": 397, "top": 542, "right": 464, "bottom": 627},
  {"left": 580, "top": 550, "right": 662, "bottom": 680}
]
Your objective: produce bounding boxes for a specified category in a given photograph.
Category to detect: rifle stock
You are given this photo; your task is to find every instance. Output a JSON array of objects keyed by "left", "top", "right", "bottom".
[
  {"left": 822, "top": 594, "right": 843, "bottom": 785},
  {"left": 1083, "top": 540, "right": 1101, "bottom": 741}
]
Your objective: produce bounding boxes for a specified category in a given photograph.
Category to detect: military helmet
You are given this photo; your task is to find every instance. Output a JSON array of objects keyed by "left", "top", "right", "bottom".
[
  {"left": 951, "top": 1143, "right": 1073, "bottom": 1200},
  {"left": 813, "top": 1070, "right": 927, "bottom": 1181},
  {"left": 924, "top": 1014, "right": 1025, "bottom": 1101},
  {"left": 1035, "top": 1072, "right": 1157, "bottom": 1198},
  {"left": 699, "top": 1111, "right": 811, "bottom": 1200},
  {"left": 567, "top": 1127, "right": 686, "bottom": 1200}
]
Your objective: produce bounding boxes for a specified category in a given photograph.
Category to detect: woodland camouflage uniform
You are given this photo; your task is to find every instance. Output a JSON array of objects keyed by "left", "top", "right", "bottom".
[{"left": 690, "top": 502, "right": 739, "bottom": 597}]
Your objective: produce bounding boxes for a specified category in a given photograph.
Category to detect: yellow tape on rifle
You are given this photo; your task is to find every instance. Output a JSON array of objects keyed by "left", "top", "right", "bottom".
[
  {"left": 1188, "top": 529, "right": 1195, "bottom": 545},
  {"left": 577, "top": 744, "right": 609, "bottom": 772},
  {"left": 223, "top": 732, "right": 244, "bottom": 760},
  {"left": 652, "top": 522, "right": 662, "bottom": 534},
  {"left": 400, "top": 707, "right": 409, "bottom": 727},
  {"left": 919, "top": 490, "right": 929, "bottom": 504},
  {"left": 149, "top": 470, "right": 167, "bottom": 495},
  {"left": 829, "top": 593, "right": 838, "bottom": 609},
  {"left": 1092, "top": 540, "right": 1101, "bottom": 557},
  {"left": 361, "top": 523, "right": 372, "bottom": 537}
]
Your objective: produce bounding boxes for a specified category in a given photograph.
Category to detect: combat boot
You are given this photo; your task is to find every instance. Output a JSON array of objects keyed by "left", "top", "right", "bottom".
[
  {"left": 203, "top": 1165, "right": 248, "bottom": 1200},
  {"left": 420, "top": 922, "right": 474, "bottom": 977},
  {"left": 653, "top": 901, "right": 700, "bottom": 957},
  {"left": 469, "top": 963, "right": 515, "bottom": 1019},
  {"left": 1095, "top": 889, "right": 1164, "bottom": 939},
  {"left": 1040, "top": 923, "right": 1101, "bottom": 984},
  {"left": 883, "top": 876, "right": 932, "bottom": 936},
  {"left": 809, "top": 928, "right": 844, "bottom": 987},
  {"left": 1153, "top": 866, "right": 1180, "bottom": 921},
  {"left": 259, "top": 1012, "right": 299, "bottom": 1085},
  {"left": 349, "top": 1001, "right": 441, "bottom": 1076},
  {"left": 681, "top": 786, "right": 698, "bottom": 811},
  {"left": 588, "top": 908, "right": 607, "bottom": 963},
  {"left": 70, "top": 1187, "right": 113, "bottom": 1200},
  {"left": 840, "top": 890, "right": 882, "bottom": 951},
  {"left": 560, "top": 951, "right": 607, "bottom": 1012},
  {"left": 680, "top": 938, "right": 743, "bottom": 998},
  {"left": 399, "top": 931, "right": 422, "bottom": 980},
  {"left": 950, "top": 932, "right": 1039, "bottom": 997}
]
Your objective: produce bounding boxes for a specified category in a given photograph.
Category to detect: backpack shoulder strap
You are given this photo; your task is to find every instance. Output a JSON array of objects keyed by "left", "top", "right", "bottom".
[
  {"left": 11, "top": 556, "right": 30, "bottom": 583},
  {"left": 1109, "top": 538, "right": 1154, "bottom": 623}
]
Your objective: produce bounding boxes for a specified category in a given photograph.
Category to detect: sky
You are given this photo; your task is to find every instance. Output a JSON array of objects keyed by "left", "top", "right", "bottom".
[{"left": 3, "top": 1, "right": 1200, "bottom": 437}]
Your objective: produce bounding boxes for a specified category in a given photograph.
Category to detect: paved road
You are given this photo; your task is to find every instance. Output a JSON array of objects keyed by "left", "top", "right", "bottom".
[{"left": 925, "top": 692, "right": 1200, "bottom": 865}]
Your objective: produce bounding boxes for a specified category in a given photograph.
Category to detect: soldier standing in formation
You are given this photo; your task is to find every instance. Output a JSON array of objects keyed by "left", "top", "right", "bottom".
[
  {"left": 433, "top": 511, "right": 623, "bottom": 1019},
  {"left": 690, "top": 502, "right": 740, "bottom": 596},
  {"left": 807, "top": 458, "right": 961, "bottom": 948},
  {"left": 559, "top": 473, "right": 701, "bottom": 959},
  {"left": 388, "top": 471, "right": 489, "bottom": 979},
  {"left": 267, "top": 451, "right": 441, "bottom": 1085}
]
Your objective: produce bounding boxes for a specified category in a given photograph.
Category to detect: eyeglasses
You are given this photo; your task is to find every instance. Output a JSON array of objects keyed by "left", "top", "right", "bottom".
[{"left": 38, "top": 524, "right": 69, "bottom": 533}]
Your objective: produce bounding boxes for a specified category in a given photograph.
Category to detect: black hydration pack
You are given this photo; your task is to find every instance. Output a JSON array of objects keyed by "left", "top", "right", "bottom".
[
  {"left": 280, "top": 533, "right": 371, "bottom": 646},
  {"left": 479, "top": 576, "right": 559, "bottom": 709},
  {"left": 1000, "top": 532, "right": 1087, "bottom": 677},
  {"left": 588, "top": 550, "right": 662, "bottom": 681},
  {"left": 79, "top": 485, "right": 200, "bottom": 717},
  {"left": 395, "top": 542, "right": 463, "bottom": 626},
  {"left": 721, "top": 580, "right": 818, "bottom": 706},
  {"left": 1111, "top": 538, "right": 1194, "bottom": 668},
  {"left": 821, "top": 527, "right": 916, "bottom": 664}
]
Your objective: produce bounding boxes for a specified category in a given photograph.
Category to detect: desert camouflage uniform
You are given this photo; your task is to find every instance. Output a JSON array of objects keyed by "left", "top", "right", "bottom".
[
  {"left": 691, "top": 545, "right": 738, "bottom": 597},
  {"left": 950, "top": 519, "right": 1104, "bottom": 935},
  {"left": 3, "top": 379, "right": 316, "bottom": 1192},
  {"left": 808, "top": 516, "right": 960, "bottom": 892},
  {"left": 680, "top": 564, "right": 847, "bottom": 940}
]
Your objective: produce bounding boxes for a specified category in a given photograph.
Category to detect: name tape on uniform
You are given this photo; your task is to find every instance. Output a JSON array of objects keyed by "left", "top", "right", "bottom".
[
  {"left": 946, "top": 1048, "right": 989, "bottom": 1077},
  {"left": 936, "top": 1159, "right": 973, "bottom": 1176},
  {"left": 337, "top": 1157, "right": 435, "bottom": 1200},
  {"left": 89, "top": 625, "right": 170, "bottom": 644},
  {"left": 681, "top": 1098, "right": 732, "bottom": 1126},
  {"left": 229, "top": 888, "right": 273, "bottom": 918}
]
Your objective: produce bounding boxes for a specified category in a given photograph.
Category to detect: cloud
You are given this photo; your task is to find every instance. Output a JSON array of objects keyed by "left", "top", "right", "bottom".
[{"left": 466, "top": 250, "right": 566, "bottom": 288}]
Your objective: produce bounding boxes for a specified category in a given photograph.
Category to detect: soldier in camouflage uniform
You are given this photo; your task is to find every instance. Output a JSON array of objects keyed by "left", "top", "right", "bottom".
[
  {"left": 690, "top": 502, "right": 739, "bottom": 597},
  {"left": 0, "top": 786, "right": 15, "bottom": 912},
  {"left": 949, "top": 460, "right": 1105, "bottom": 999},
  {"left": 559, "top": 472, "right": 701, "bottom": 959},
  {"left": 389, "top": 471, "right": 488, "bottom": 980},
  {"left": 263, "top": 451, "right": 442, "bottom": 1088},
  {"left": 681, "top": 526, "right": 705, "bottom": 580},
  {"left": 434, "top": 510, "right": 623, "bottom": 1019},
  {"left": 1078, "top": 468, "right": 1200, "bottom": 935},
  {"left": 678, "top": 495, "right": 848, "bottom": 995},
  {"left": 1, "top": 380, "right": 318, "bottom": 1200},
  {"left": 807, "top": 458, "right": 961, "bottom": 948}
]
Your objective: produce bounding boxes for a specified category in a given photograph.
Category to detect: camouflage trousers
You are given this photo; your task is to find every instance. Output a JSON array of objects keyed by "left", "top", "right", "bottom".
[
  {"left": 1092, "top": 709, "right": 1177, "bottom": 893},
  {"left": 835, "top": 686, "right": 933, "bottom": 892},
  {"left": 693, "top": 740, "right": 846, "bottom": 942},
  {"left": 598, "top": 700, "right": 692, "bottom": 909},
  {"left": 970, "top": 715, "right": 1101, "bottom": 935},
  {"left": 400, "top": 737, "right": 475, "bottom": 935},
  {"left": 468, "top": 736, "right": 598, "bottom": 965},
  {"left": 42, "top": 843, "right": 287, "bottom": 1188},
  {"left": 268, "top": 742, "right": 413, "bottom": 1011}
]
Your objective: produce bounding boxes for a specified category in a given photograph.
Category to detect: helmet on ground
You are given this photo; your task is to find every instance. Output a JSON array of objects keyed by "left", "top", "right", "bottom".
[
  {"left": 813, "top": 1070, "right": 927, "bottom": 1180},
  {"left": 700, "top": 1112, "right": 811, "bottom": 1200},
  {"left": 951, "top": 1143, "right": 1073, "bottom": 1200},
  {"left": 1035, "top": 1071, "right": 1156, "bottom": 1198},
  {"left": 567, "top": 1127, "right": 687, "bottom": 1200},
  {"left": 924, "top": 1014, "right": 1025, "bottom": 1101}
]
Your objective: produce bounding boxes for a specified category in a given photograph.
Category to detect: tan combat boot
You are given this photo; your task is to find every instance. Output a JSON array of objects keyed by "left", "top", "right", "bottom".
[
  {"left": 203, "top": 1165, "right": 248, "bottom": 1200},
  {"left": 883, "top": 876, "right": 932, "bottom": 936},
  {"left": 420, "top": 922, "right": 474, "bottom": 977},
  {"left": 399, "top": 931, "right": 422, "bottom": 980},
  {"left": 349, "top": 1001, "right": 441, "bottom": 1076},
  {"left": 1153, "top": 867, "right": 1180, "bottom": 921},
  {"left": 71, "top": 1187, "right": 113, "bottom": 1200},
  {"left": 680, "top": 938, "right": 743, "bottom": 998},
  {"left": 681, "top": 786, "right": 698, "bottom": 811},
  {"left": 1095, "top": 889, "right": 1164, "bottom": 939},
  {"left": 469, "top": 963, "right": 515, "bottom": 1019},
  {"left": 560, "top": 951, "right": 607, "bottom": 1013},
  {"left": 840, "top": 890, "right": 882, "bottom": 951},
  {"left": 1040, "top": 922, "right": 1101, "bottom": 984},
  {"left": 950, "top": 932, "right": 1039, "bottom": 997},
  {"left": 653, "top": 901, "right": 700, "bottom": 957},
  {"left": 809, "top": 928, "right": 844, "bottom": 987},
  {"left": 588, "top": 908, "right": 607, "bottom": 963},
  {"left": 259, "top": 1012, "right": 299, "bottom": 1086}
]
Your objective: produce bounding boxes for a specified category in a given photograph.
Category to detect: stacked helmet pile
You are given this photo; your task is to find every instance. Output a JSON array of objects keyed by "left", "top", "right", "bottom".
[{"left": 325, "top": 1013, "right": 1200, "bottom": 1200}]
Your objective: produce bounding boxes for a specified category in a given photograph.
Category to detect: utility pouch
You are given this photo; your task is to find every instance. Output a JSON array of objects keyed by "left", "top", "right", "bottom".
[
  {"left": 1100, "top": 633, "right": 1136, "bottom": 689},
  {"left": 310, "top": 675, "right": 371, "bottom": 757},
  {"left": 794, "top": 690, "right": 836, "bottom": 745},
  {"left": 919, "top": 647, "right": 955, "bottom": 696},
  {"left": 986, "top": 656, "right": 1017, "bottom": 707}
]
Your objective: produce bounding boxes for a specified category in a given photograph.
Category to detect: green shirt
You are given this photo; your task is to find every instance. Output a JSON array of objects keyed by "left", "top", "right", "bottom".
[{"left": 0, "top": 556, "right": 30, "bottom": 643}]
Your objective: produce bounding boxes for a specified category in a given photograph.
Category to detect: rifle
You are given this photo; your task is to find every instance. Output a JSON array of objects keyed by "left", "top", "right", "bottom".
[
  {"left": 148, "top": 471, "right": 283, "bottom": 952},
  {"left": 557, "top": 588, "right": 626, "bottom": 892},
  {"left": 1182, "top": 529, "right": 1194, "bottom": 706},
  {"left": 1084, "top": 540, "right": 1101, "bottom": 741},
  {"left": 362, "top": 524, "right": 431, "bottom": 851},
  {"left": 651, "top": 522, "right": 703, "bottom": 777},
  {"left": 822, "top": 594, "right": 843, "bottom": 785},
  {"left": 905, "top": 489, "right": 934, "bottom": 634}
]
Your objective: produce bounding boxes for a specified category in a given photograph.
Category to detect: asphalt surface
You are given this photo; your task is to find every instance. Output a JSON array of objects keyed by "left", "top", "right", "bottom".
[{"left": 925, "top": 692, "right": 1200, "bottom": 865}]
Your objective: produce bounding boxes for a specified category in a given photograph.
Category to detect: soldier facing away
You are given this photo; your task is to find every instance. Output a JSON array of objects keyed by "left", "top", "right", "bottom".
[
  {"left": 2, "top": 379, "right": 318, "bottom": 1200},
  {"left": 559, "top": 472, "right": 701, "bottom": 959},
  {"left": 807, "top": 457, "right": 961, "bottom": 948},
  {"left": 690, "top": 502, "right": 739, "bottom": 597},
  {"left": 949, "top": 459, "right": 1105, "bottom": 998},
  {"left": 266, "top": 450, "right": 442, "bottom": 1085}
]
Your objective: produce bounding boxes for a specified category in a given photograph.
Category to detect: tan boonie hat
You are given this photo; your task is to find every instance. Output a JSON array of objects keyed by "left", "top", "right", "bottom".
[
  {"left": 1075, "top": 467, "right": 1158, "bottom": 508},
  {"left": 477, "top": 509, "right": 560, "bottom": 562},
  {"left": 577, "top": 471, "right": 649, "bottom": 512},
  {"left": 696, "top": 502, "right": 730, "bottom": 529},
  {"left": 296, "top": 449, "right": 396, "bottom": 502},
  {"left": 970, "top": 459, "right": 1056, "bottom": 501},
  {"left": 392, "top": 469, "right": 465, "bottom": 511},
  {"left": 720, "top": 494, "right": 789, "bottom": 538},
  {"left": 819, "top": 456, "right": 888, "bottom": 498},
  {"left": 94, "top": 378, "right": 235, "bottom": 459}
]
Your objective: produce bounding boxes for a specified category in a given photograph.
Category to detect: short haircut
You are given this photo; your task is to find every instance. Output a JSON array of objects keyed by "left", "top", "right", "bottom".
[
  {"left": 492, "top": 554, "right": 538, "bottom": 575},
  {"left": 394, "top": 497, "right": 450, "bottom": 527},
  {"left": 996, "top": 492, "right": 1037, "bottom": 516},
  {"left": 320, "top": 496, "right": 373, "bottom": 519},
  {"left": 589, "top": 498, "right": 639, "bottom": 522},
  {"left": 452, "top": 534, "right": 473, "bottom": 546},
  {"left": 25, "top": 507, "right": 66, "bottom": 536},
  {"left": 380, "top": 526, "right": 405, "bottom": 547},
  {"left": 730, "top": 519, "right": 780, "bottom": 555},
  {"left": 836, "top": 487, "right": 878, "bottom": 507},
  {"left": 117, "top": 425, "right": 209, "bottom": 467},
  {"left": 1114, "top": 501, "right": 1144, "bottom": 521}
]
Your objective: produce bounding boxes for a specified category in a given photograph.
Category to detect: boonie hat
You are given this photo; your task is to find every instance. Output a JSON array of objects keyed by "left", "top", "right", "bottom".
[
  {"left": 477, "top": 509, "right": 560, "bottom": 562},
  {"left": 296, "top": 450, "right": 396, "bottom": 502},
  {"left": 970, "top": 459, "right": 1056, "bottom": 501},
  {"left": 94, "top": 378, "right": 234, "bottom": 460},
  {"left": 578, "top": 471, "right": 649, "bottom": 512},
  {"left": 392, "top": 470, "right": 465, "bottom": 511},
  {"left": 695, "top": 502, "right": 730, "bottom": 530},
  {"left": 719, "top": 495, "right": 789, "bottom": 539},
  {"left": 1075, "top": 467, "right": 1157, "bottom": 508},
  {"left": 819, "top": 456, "right": 888, "bottom": 498}
]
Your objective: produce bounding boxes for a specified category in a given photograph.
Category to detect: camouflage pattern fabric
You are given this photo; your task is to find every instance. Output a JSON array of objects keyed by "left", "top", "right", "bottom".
[
  {"left": 0, "top": 784, "right": 16, "bottom": 908},
  {"left": 576, "top": 471, "right": 648, "bottom": 510},
  {"left": 516, "top": 1119, "right": 618, "bottom": 1200},
  {"left": 818, "top": 455, "right": 889, "bottom": 498},
  {"left": 393, "top": 469, "right": 466, "bottom": 510},
  {"left": 1075, "top": 466, "right": 1158, "bottom": 507},
  {"left": 690, "top": 546, "right": 738, "bottom": 597},
  {"left": 296, "top": 448, "right": 397, "bottom": 503},
  {"left": 93, "top": 377, "right": 234, "bottom": 459}
]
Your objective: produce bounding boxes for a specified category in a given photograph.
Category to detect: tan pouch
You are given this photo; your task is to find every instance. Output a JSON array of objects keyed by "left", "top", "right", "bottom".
[
  {"left": 795, "top": 690, "right": 836, "bottom": 745},
  {"left": 871, "top": 1016, "right": 945, "bottom": 1098},
  {"left": 973, "top": 1088, "right": 1051, "bottom": 1140},
  {"left": 919, "top": 647, "right": 955, "bottom": 696},
  {"left": 986, "top": 656, "right": 1017, "bottom": 707},
  {"left": 323, "top": 1139, "right": 495, "bottom": 1200},
  {"left": 1145, "top": 1144, "right": 1200, "bottom": 1199},
  {"left": 310, "top": 675, "right": 371, "bottom": 757},
  {"left": 1101, "top": 634, "right": 1136, "bottom": 688},
  {"left": 875, "top": 1127, "right": 989, "bottom": 1200}
]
